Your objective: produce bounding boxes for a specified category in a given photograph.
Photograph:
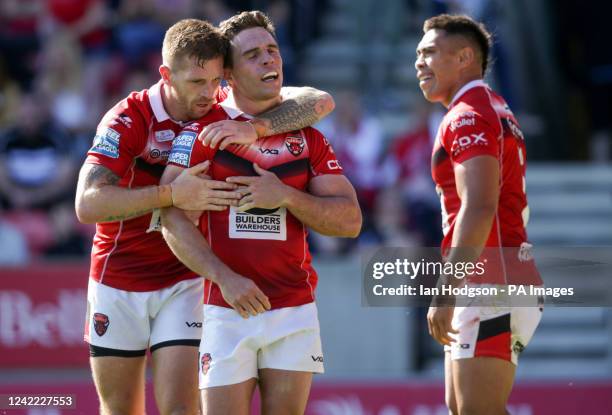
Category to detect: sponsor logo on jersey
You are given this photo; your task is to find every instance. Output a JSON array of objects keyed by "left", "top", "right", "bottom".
[
  {"left": 168, "top": 131, "right": 197, "bottom": 167},
  {"left": 184, "top": 122, "right": 200, "bottom": 132},
  {"left": 285, "top": 135, "right": 305, "bottom": 156},
  {"left": 149, "top": 149, "right": 171, "bottom": 160},
  {"left": 90, "top": 127, "right": 121, "bottom": 158},
  {"left": 93, "top": 313, "right": 109, "bottom": 336},
  {"left": 326, "top": 159, "right": 342, "bottom": 171},
  {"left": 155, "top": 129, "right": 175, "bottom": 142},
  {"left": 311, "top": 355, "right": 324, "bottom": 362},
  {"left": 503, "top": 117, "right": 525, "bottom": 141},
  {"left": 185, "top": 321, "right": 202, "bottom": 328},
  {"left": 453, "top": 133, "right": 488, "bottom": 156},
  {"left": 449, "top": 112, "right": 476, "bottom": 132},
  {"left": 201, "top": 353, "right": 212, "bottom": 375},
  {"left": 259, "top": 147, "right": 280, "bottom": 155},
  {"left": 229, "top": 206, "right": 287, "bottom": 241}
]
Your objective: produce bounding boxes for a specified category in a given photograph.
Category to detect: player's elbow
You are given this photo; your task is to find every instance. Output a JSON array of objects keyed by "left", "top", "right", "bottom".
[
  {"left": 75, "top": 196, "right": 97, "bottom": 224},
  {"left": 317, "top": 91, "right": 335, "bottom": 117},
  {"left": 341, "top": 207, "right": 362, "bottom": 238}
]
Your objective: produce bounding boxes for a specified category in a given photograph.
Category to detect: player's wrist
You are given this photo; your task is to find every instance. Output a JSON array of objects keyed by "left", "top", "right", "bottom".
[
  {"left": 158, "top": 184, "right": 173, "bottom": 207},
  {"left": 247, "top": 118, "right": 268, "bottom": 138}
]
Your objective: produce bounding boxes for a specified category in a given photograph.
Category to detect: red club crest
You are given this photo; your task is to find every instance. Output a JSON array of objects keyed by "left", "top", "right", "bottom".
[
  {"left": 93, "top": 313, "right": 109, "bottom": 336},
  {"left": 285, "top": 136, "right": 304, "bottom": 156},
  {"left": 201, "top": 353, "right": 212, "bottom": 375}
]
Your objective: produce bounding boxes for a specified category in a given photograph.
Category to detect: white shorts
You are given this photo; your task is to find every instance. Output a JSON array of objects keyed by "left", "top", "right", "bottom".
[
  {"left": 444, "top": 300, "right": 543, "bottom": 365},
  {"left": 85, "top": 277, "right": 204, "bottom": 355},
  {"left": 199, "top": 302, "right": 324, "bottom": 388}
]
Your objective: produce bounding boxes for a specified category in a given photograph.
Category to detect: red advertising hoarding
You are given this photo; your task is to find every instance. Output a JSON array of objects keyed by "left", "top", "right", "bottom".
[{"left": 0, "top": 263, "right": 90, "bottom": 367}]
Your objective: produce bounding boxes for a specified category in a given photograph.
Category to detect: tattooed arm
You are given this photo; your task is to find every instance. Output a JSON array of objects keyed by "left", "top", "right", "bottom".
[
  {"left": 75, "top": 162, "right": 240, "bottom": 224},
  {"left": 199, "top": 87, "right": 335, "bottom": 149},
  {"left": 254, "top": 86, "right": 335, "bottom": 136}
]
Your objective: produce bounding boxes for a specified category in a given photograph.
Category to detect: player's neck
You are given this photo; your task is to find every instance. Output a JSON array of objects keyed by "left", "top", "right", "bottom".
[
  {"left": 232, "top": 92, "right": 282, "bottom": 117},
  {"left": 160, "top": 83, "right": 188, "bottom": 122},
  {"left": 443, "top": 74, "right": 483, "bottom": 108}
]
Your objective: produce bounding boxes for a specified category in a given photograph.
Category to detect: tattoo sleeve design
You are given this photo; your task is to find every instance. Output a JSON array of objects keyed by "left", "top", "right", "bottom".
[
  {"left": 262, "top": 90, "right": 328, "bottom": 135},
  {"left": 84, "top": 164, "right": 153, "bottom": 222},
  {"left": 84, "top": 164, "right": 121, "bottom": 188}
]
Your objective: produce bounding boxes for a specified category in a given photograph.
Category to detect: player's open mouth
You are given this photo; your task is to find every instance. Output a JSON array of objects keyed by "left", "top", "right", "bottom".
[
  {"left": 261, "top": 71, "right": 279, "bottom": 82},
  {"left": 418, "top": 74, "right": 433, "bottom": 84}
]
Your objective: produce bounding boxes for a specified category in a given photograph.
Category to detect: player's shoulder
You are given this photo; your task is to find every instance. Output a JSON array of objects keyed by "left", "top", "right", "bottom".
[
  {"left": 299, "top": 126, "right": 327, "bottom": 142},
  {"left": 444, "top": 94, "right": 499, "bottom": 136},
  {"left": 100, "top": 88, "right": 150, "bottom": 130}
]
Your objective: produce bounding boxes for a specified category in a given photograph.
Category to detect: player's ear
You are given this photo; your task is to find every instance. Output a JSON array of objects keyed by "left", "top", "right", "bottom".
[
  {"left": 458, "top": 47, "right": 475, "bottom": 69},
  {"left": 160, "top": 65, "right": 172, "bottom": 84}
]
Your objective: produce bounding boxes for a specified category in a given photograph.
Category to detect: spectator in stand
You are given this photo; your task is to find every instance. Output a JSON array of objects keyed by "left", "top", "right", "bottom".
[
  {"left": 34, "top": 32, "right": 93, "bottom": 155},
  {"left": 0, "top": 58, "right": 22, "bottom": 131},
  {"left": 0, "top": 0, "right": 43, "bottom": 90},
  {"left": 318, "top": 89, "right": 384, "bottom": 247},
  {"left": 0, "top": 94, "right": 76, "bottom": 210},
  {"left": 380, "top": 102, "right": 442, "bottom": 246},
  {"left": 0, "top": 93, "right": 80, "bottom": 255}
]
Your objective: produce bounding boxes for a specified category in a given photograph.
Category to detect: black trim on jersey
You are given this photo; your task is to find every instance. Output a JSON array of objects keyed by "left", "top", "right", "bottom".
[
  {"left": 432, "top": 145, "right": 449, "bottom": 167},
  {"left": 150, "top": 339, "right": 200, "bottom": 353},
  {"left": 269, "top": 158, "right": 309, "bottom": 178},
  {"left": 135, "top": 158, "right": 165, "bottom": 178},
  {"left": 89, "top": 344, "right": 146, "bottom": 358},
  {"left": 214, "top": 150, "right": 256, "bottom": 175},
  {"left": 477, "top": 313, "right": 511, "bottom": 341},
  {"left": 214, "top": 150, "right": 309, "bottom": 179}
]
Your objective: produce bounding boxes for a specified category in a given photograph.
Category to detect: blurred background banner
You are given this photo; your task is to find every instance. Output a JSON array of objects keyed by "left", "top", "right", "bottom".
[
  {"left": 0, "top": 0, "right": 611, "bottom": 413},
  {"left": 0, "top": 264, "right": 88, "bottom": 368}
]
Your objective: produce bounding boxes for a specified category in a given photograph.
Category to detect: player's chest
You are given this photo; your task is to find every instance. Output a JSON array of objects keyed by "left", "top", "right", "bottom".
[
  {"left": 140, "top": 121, "right": 185, "bottom": 165},
  {"left": 210, "top": 134, "right": 312, "bottom": 190}
]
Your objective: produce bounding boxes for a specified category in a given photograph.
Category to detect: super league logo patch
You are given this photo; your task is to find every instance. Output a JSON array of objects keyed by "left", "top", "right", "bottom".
[
  {"left": 285, "top": 136, "right": 304, "bottom": 156},
  {"left": 201, "top": 353, "right": 212, "bottom": 375},
  {"left": 93, "top": 313, "right": 109, "bottom": 336}
]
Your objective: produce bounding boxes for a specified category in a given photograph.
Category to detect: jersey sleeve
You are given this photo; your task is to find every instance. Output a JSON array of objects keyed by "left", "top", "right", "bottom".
[
  {"left": 305, "top": 128, "right": 344, "bottom": 176},
  {"left": 443, "top": 111, "right": 499, "bottom": 164},
  {"left": 85, "top": 96, "right": 147, "bottom": 178},
  {"left": 167, "top": 123, "right": 212, "bottom": 168}
]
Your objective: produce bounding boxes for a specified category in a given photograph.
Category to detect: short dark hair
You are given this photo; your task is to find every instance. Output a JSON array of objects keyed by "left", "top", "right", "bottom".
[
  {"left": 219, "top": 11, "right": 276, "bottom": 68},
  {"left": 162, "top": 19, "right": 228, "bottom": 70},
  {"left": 423, "top": 14, "right": 492, "bottom": 75}
]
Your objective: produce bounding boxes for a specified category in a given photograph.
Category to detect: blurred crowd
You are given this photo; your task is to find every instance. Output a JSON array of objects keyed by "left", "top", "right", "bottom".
[{"left": 0, "top": 0, "right": 447, "bottom": 265}]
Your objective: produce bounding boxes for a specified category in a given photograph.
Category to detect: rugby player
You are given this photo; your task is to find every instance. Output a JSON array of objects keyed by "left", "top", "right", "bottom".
[
  {"left": 160, "top": 11, "right": 362, "bottom": 415},
  {"left": 415, "top": 14, "right": 543, "bottom": 415},
  {"left": 75, "top": 18, "right": 335, "bottom": 415}
]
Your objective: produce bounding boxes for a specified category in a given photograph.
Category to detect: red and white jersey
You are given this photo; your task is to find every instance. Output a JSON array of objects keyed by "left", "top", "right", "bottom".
[
  {"left": 168, "top": 91, "right": 344, "bottom": 309},
  {"left": 85, "top": 82, "right": 229, "bottom": 291},
  {"left": 431, "top": 80, "right": 541, "bottom": 284}
]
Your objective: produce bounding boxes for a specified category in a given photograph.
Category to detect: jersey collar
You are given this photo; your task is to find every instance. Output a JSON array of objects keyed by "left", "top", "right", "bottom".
[
  {"left": 449, "top": 79, "right": 488, "bottom": 108},
  {"left": 219, "top": 89, "right": 253, "bottom": 120},
  {"left": 149, "top": 80, "right": 174, "bottom": 123}
]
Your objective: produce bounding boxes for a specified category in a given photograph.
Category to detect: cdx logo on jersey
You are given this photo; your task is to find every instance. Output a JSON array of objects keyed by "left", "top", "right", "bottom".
[
  {"left": 285, "top": 136, "right": 305, "bottom": 156},
  {"left": 457, "top": 133, "right": 488, "bottom": 148},
  {"left": 93, "top": 313, "right": 109, "bottom": 336}
]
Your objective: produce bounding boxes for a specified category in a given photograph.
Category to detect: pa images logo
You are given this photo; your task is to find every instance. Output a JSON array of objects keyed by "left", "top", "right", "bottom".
[
  {"left": 201, "top": 353, "right": 212, "bottom": 375},
  {"left": 93, "top": 313, "right": 110, "bottom": 336}
]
